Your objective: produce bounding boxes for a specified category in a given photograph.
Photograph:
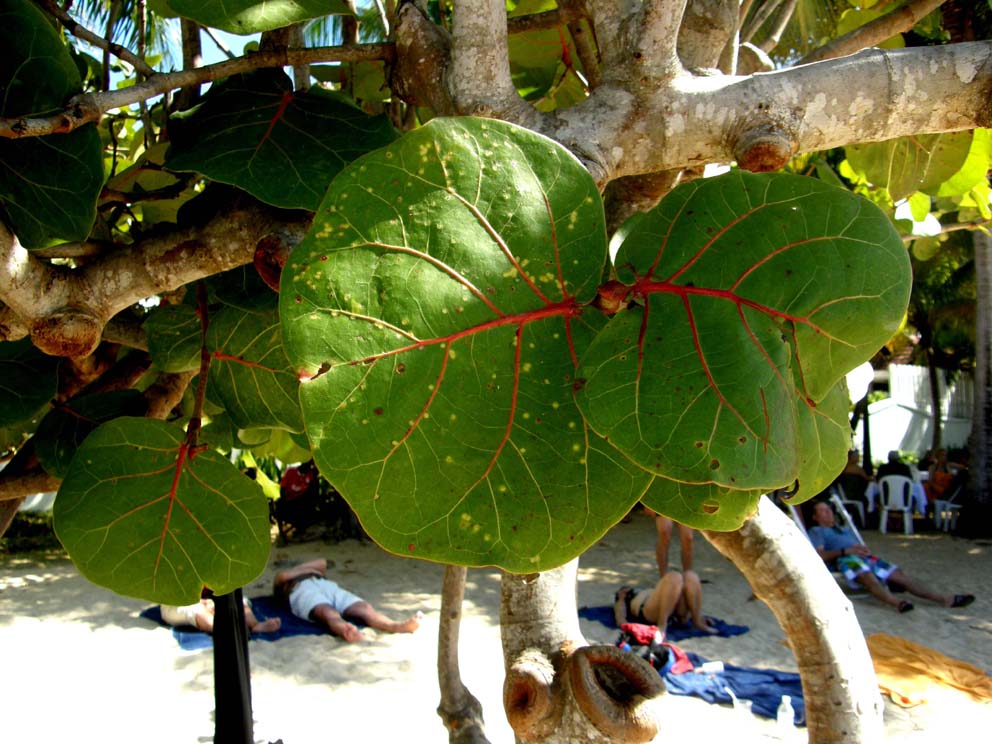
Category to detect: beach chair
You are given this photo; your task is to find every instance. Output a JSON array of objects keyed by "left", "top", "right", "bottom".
[
  {"left": 831, "top": 482, "right": 865, "bottom": 530},
  {"left": 785, "top": 493, "right": 866, "bottom": 594},
  {"left": 878, "top": 475, "right": 914, "bottom": 535}
]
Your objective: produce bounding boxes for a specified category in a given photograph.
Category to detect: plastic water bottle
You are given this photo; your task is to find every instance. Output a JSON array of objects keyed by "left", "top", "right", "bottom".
[{"left": 776, "top": 694, "right": 795, "bottom": 738}]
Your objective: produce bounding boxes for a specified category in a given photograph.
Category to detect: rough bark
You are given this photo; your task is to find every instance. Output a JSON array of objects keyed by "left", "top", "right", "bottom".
[
  {"left": 704, "top": 497, "right": 885, "bottom": 743},
  {"left": 500, "top": 563, "right": 664, "bottom": 743},
  {"left": 0, "top": 200, "right": 312, "bottom": 357}
]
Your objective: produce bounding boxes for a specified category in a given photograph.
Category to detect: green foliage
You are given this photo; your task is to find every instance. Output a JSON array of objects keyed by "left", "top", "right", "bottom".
[
  {"left": 53, "top": 417, "right": 271, "bottom": 604},
  {"left": 0, "top": 0, "right": 103, "bottom": 248},
  {"left": 0, "top": 338, "right": 60, "bottom": 431},
  {"left": 166, "top": 70, "right": 397, "bottom": 211},
  {"left": 279, "top": 118, "right": 910, "bottom": 569},
  {"left": 168, "top": 0, "right": 352, "bottom": 35}
]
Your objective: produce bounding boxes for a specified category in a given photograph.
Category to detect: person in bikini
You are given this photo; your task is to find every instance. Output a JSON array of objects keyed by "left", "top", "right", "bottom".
[
  {"left": 273, "top": 558, "right": 422, "bottom": 642},
  {"left": 613, "top": 569, "right": 718, "bottom": 633}
]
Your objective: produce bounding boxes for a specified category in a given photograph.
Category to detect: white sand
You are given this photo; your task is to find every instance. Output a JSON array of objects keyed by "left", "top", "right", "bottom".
[{"left": 1, "top": 512, "right": 989, "bottom": 743}]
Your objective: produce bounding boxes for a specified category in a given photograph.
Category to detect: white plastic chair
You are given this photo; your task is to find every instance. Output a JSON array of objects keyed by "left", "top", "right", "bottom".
[
  {"left": 879, "top": 475, "right": 914, "bottom": 535},
  {"left": 934, "top": 481, "right": 964, "bottom": 532}
]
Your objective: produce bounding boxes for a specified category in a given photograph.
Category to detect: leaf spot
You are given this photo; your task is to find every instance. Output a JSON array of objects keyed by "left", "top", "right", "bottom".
[
  {"left": 709, "top": 459, "right": 720, "bottom": 470},
  {"left": 702, "top": 501, "right": 720, "bottom": 514},
  {"left": 373, "top": 407, "right": 384, "bottom": 416}
]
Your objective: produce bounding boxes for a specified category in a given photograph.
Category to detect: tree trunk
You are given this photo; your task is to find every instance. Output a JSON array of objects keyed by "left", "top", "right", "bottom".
[
  {"left": 437, "top": 565, "right": 490, "bottom": 743},
  {"left": 968, "top": 229, "right": 992, "bottom": 530},
  {"left": 927, "top": 348, "right": 943, "bottom": 451},
  {"left": 703, "top": 496, "right": 884, "bottom": 744},
  {"left": 500, "top": 562, "right": 664, "bottom": 743}
]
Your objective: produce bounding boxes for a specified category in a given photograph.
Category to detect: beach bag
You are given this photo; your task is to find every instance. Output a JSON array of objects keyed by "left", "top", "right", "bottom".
[{"left": 616, "top": 622, "right": 669, "bottom": 670}]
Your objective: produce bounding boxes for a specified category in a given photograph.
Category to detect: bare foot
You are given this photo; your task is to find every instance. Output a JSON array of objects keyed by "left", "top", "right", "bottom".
[
  {"left": 386, "top": 610, "right": 424, "bottom": 634},
  {"left": 252, "top": 617, "right": 282, "bottom": 634},
  {"left": 694, "top": 621, "right": 720, "bottom": 635},
  {"left": 329, "top": 619, "right": 365, "bottom": 642}
]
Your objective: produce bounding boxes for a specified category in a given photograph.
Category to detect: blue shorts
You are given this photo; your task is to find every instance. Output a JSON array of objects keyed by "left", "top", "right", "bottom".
[{"left": 836, "top": 555, "right": 897, "bottom": 590}]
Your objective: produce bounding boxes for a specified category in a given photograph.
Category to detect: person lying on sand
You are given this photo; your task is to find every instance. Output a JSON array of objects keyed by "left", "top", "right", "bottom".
[
  {"left": 273, "top": 558, "right": 422, "bottom": 642},
  {"left": 808, "top": 500, "right": 975, "bottom": 613},
  {"left": 614, "top": 568, "right": 719, "bottom": 635},
  {"left": 161, "top": 595, "right": 281, "bottom": 635}
]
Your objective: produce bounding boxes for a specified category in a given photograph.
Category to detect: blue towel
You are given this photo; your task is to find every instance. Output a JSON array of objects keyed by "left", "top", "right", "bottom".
[
  {"left": 662, "top": 651, "right": 805, "bottom": 724},
  {"left": 578, "top": 605, "right": 749, "bottom": 641},
  {"left": 140, "top": 596, "right": 327, "bottom": 651}
]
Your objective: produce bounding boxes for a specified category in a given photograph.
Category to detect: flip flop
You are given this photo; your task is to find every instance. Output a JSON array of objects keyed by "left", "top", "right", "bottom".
[
  {"left": 950, "top": 594, "right": 975, "bottom": 608},
  {"left": 897, "top": 601, "right": 914, "bottom": 613}
]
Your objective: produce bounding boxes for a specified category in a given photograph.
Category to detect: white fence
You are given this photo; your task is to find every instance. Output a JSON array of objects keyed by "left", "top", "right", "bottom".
[{"left": 854, "top": 364, "right": 973, "bottom": 458}]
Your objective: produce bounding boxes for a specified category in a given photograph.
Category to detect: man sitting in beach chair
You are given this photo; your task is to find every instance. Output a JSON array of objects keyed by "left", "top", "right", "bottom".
[{"left": 807, "top": 500, "right": 975, "bottom": 614}]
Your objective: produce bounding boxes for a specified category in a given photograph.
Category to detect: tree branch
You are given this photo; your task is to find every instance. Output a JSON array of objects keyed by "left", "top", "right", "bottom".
[
  {"left": 0, "top": 44, "right": 395, "bottom": 139},
  {"left": 34, "top": 0, "right": 156, "bottom": 77},
  {"left": 800, "top": 0, "right": 948, "bottom": 65},
  {"left": 634, "top": 0, "right": 687, "bottom": 79},
  {"left": 0, "top": 199, "right": 312, "bottom": 357},
  {"left": 552, "top": 41, "right": 992, "bottom": 186},
  {"left": 448, "top": 0, "right": 542, "bottom": 126}
]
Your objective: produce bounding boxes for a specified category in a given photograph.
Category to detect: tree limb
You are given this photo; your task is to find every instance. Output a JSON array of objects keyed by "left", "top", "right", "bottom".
[
  {"left": 0, "top": 44, "right": 395, "bottom": 139},
  {"left": 436, "top": 565, "right": 490, "bottom": 743},
  {"left": 800, "top": 0, "right": 948, "bottom": 65},
  {"left": 552, "top": 41, "right": 992, "bottom": 186},
  {"left": 0, "top": 199, "right": 312, "bottom": 357},
  {"left": 704, "top": 497, "right": 885, "bottom": 743},
  {"left": 34, "top": 0, "right": 156, "bottom": 77},
  {"left": 448, "top": 0, "right": 542, "bottom": 127}
]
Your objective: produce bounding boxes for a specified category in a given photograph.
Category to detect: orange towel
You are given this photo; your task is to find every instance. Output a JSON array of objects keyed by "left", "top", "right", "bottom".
[{"left": 867, "top": 633, "right": 992, "bottom": 706}]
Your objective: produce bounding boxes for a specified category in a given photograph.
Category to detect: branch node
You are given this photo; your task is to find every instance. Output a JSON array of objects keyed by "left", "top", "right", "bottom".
[
  {"left": 734, "top": 126, "right": 794, "bottom": 173},
  {"left": 30, "top": 309, "right": 104, "bottom": 358}
]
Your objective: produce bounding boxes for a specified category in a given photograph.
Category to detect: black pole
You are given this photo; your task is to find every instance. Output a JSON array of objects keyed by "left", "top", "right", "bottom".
[{"left": 213, "top": 588, "right": 253, "bottom": 744}]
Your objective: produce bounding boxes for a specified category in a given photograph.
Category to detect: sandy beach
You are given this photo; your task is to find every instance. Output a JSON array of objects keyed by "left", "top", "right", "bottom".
[{"left": 1, "top": 511, "right": 989, "bottom": 743}]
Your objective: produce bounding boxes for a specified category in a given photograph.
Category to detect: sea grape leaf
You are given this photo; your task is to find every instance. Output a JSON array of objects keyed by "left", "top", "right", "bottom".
[
  {"left": 280, "top": 118, "right": 649, "bottom": 571},
  {"left": 168, "top": 0, "right": 352, "bottom": 34},
  {"left": 846, "top": 132, "right": 973, "bottom": 202},
  {"left": 145, "top": 303, "right": 202, "bottom": 373},
  {"left": 0, "top": 338, "right": 60, "bottom": 428},
  {"left": 206, "top": 304, "right": 304, "bottom": 433},
  {"left": 34, "top": 390, "right": 147, "bottom": 478},
  {"left": 53, "top": 417, "right": 270, "bottom": 604},
  {"left": 0, "top": 0, "right": 103, "bottom": 248},
  {"left": 937, "top": 128, "right": 992, "bottom": 197},
  {"left": 209, "top": 265, "right": 278, "bottom": 312},
  {"left": 787, "top": 379, "right": 851, "bottom": 504},
  {"left": 166, "top": 70, "right": 397, "bottom": 210},
  {"left": 575, "top": 171, "right": 910, "bottom": 493},
  {"left": 640, "top": 478, "right": 762, "bottom": 531}
]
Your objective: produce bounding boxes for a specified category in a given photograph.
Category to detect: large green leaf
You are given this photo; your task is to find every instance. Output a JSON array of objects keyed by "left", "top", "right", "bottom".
[
  {"left": 846, "top": 132, "right": 973, "bottom": 202},
  {"left": 281, "top": 118, "right": 649, "bottom": 570},
  {"left": 144, "top": 304, "right": 202, "bottom": 373},
  {"left": 206, "top": 304, "right": 304, "bottom": 433},
  {"left": 35, "top": 390, "right": 147, "bottom": 478},
  {"left": 169, "top": 0, "right": 352, "bottom": 34},
  {"left": 575, "top": 171, "right": 910, "bottom": 493},
  {"left": 0, "top": 0, "right": 103, "bottom": 248},
  {"left": 640, "top": 478, "right": 763, "bottom": 530},
  {"left": 0, "top": 338, "right": 60, "bottom": 429},
  {"left": 166, "top": 70, "right": 396, "bottom": 210},
  {"left": 54, "top": 418, "right": 270, "bottom": 604}
]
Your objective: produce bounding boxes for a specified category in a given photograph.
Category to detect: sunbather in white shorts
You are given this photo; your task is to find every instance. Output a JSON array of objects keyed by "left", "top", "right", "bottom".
[{"left": 288, "top": 576, "right": 363, "bottom": 621}]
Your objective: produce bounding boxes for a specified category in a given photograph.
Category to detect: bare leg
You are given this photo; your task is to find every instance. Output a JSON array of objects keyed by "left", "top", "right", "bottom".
[
  {"left": 343, "top": 601, "right": 422, "bottom": 634},
  {"left": 854, "top": 571, "right": 904, "bottom": 610},
  {"left": 653, "top": 515, "right": 674, "bottom": 577},
  {"left": 677, "top": 524, "right": 695, "bottom": 572},
  {"left": 243, "top": 602, "right": 281, "bottom": 634},
  {"left": 887, "top": 569, "right": 953, "bottom": 605},
  {"left": 311, "top": 603, "right": 365, "bottom": 642},
  {"left": 680, "top": 569, "right": 717, "bottom": 633},
  {"left": 639, "top": 572, "right": 684, "bottom": 626}
]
